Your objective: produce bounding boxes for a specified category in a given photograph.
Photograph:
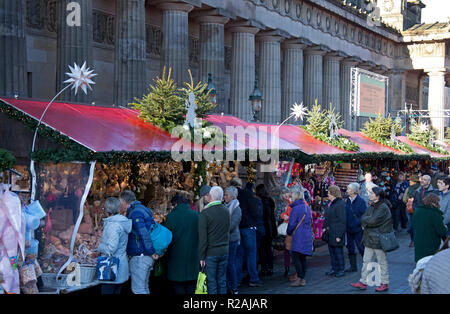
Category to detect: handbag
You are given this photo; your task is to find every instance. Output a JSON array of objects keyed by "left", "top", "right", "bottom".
[
  {"left": 195, "top": 268, "right": 207, "bottom": 294},
  {"left": 277, "top": 222, "right": 288, "bottom": 236},
  {"left": 379, "top": 231, "right": 399, "bottom": 252},
  {"left": 406, "top": 198, "right": 414, "bottom": 214},
  {"left": 149, "top": 223, "right": 173, "bottom": 256},
  {"left": 285, "top": 214, "right": 306, "bottom": 251},
  {"left": 96, "top": 256, "right": 120, "bottom": 281}
]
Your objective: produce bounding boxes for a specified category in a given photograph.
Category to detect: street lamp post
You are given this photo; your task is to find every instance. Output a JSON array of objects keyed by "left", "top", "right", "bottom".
[
  {"left": 206, "top": 73, "right": 217, "bottom": 106},
  {"left": 249, "top": 79, "right": 262, "bottom": 122}
]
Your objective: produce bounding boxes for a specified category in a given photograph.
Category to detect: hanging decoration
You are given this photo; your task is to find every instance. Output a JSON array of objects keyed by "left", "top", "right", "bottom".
[
  {"left": 0, "top": 149, "right": 15, "bottom": 172},
  {"left": 246, "top": 161, "right": 257, "bottom": 184}
]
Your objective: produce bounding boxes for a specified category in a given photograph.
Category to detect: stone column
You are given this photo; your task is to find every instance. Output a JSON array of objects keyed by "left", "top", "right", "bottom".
[
  {"left": 195, "top": 14, "right": 229, "bottom": 113},
  {"left": 114, "top": 0, "right": 147, "bottom": 107},
  {"left": 228, "top": 23, "right": 261, "bottom": 121},
  {"left": 340, "top": 56, "right": 362, "bottom": 130},
  {"left": 323, "top": 51, "right": 346, "bottom": 113},
  {"left": 303, "top": 45, "right": 330, "bottom": 109},
  {"left": 426, "top": 69, "right": 447, "bottom": 140},
  {"left": 159, "top": 2, "right": 194, "bottom": 87},
  {"left": 57, "top": 0, "right": 93, "bottom": 103},
  {"left": 0, "top": 0, "right": 27, "bottom": 98},
  {"left": 389, "top": 69, "right": 406, "bottom": 112},
  {"left": 281, "top": 38, "right": 310, "bottom": 121},
  {"left": 257, "top": 31, "right": 284, "bottom": 124}
]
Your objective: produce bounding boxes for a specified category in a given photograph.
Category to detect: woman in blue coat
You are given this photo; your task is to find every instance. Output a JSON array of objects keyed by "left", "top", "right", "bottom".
[
  {"left": 97, "top": 197, "right": 132, "bottom": 294},
  {"left": 286, "top": 185, "right": 313, "bottom": 287}
]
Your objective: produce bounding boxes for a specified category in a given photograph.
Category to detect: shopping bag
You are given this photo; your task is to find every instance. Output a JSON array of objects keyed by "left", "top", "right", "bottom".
[
  {"left": 277, "top": 222, "right": 288, "bottom": 236},
  {"left": 96, "top": 256, "right": 120, "bottom": 281},
  {"left": 195, "top": 270, "right": 207, "bottom": 294},
  {"left": 379, "top": 231, "right": 399, "bottom": 252}
]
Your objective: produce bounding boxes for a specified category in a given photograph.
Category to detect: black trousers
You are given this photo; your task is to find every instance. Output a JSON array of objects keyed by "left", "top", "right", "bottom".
[
  {"left": 172, "top": 280, "right": 196, "bottom": 295},
  {"left": 290, "top": 251, "right": 307, "bottom": 279},
  {"left": 391, "top": 201, "right": 408, "bottom": 230},
  {"left": 259, "top": 236, "right": 274, "bottom": 271}
]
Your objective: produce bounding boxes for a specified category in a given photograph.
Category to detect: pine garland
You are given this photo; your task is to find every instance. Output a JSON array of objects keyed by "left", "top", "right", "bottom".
[
  {"left": 361, "top": 114, "right": 413, "bottom": 153},
  {"left": 0, "top": 149, "right": 15, "bottom": 172}
]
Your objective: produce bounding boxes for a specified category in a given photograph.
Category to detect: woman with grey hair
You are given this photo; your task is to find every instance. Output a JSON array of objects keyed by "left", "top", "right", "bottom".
[
  {"left": 344, "top": 182, "right": 367, "bottom": 272},
  {"left": 97, "top": 197, "right": 132, "bottom": 294},
  {"left": 224, "top": 186, "right": 242, "bottom": 294}
]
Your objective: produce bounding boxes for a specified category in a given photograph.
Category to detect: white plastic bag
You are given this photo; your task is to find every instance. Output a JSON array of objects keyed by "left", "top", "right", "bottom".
[{"left": 277, "top": 222, "right": 288, "bottom": 236}]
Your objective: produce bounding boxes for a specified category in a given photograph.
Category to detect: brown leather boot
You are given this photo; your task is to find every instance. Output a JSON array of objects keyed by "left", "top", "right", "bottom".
[{"left": 289, "top": 272, "right": 298, "bottom": 282}]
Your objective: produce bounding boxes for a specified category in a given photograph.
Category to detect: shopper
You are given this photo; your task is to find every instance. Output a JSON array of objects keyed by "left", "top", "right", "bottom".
[
  {"left": 420, "top": 248, "right": 450, "bottom": 294},
  {"left": 165, "top": 194, "right": 199, "bottom": 295},
  {"left": 350, "top": 187, "right": 393, "bottom": 292},
  {"left": 437, "top": 176, "right": 450, "bottom": 231},
  {"left": 256, "top": 184, "right": 277, "bottom": 277},
  {"left": 404, "top": 174, "right": 421, "bottom": 247},
  {"left": 413, "top": 175, "right": 439, "bottom": 210},
  {"left": 360, "top": 173, "right": 377, "bottom": 206},
  {"left": 345, "top": 183, "right": 367, "bottom": 272},
  {"left": 412, "top": 193, "right": 448, "bottom": 262},
  {"left": 324, "top": 185, "right": 347, "bottom": 277},
  {"left": 429, "top": 165, "right": 441, "bottom": 189},
  {"left": 230, "top": 177, "right": 263, "bottom": 287},
  {"left": 224, "top": 186, "right": 242, "bottom": 294},
  {"left": 279, "top": 186, "right": 293, "bottom": 277},
  {"left": 390, "top": 172, "right": 410, "bottom": 231},
  {"left": 120, "top": 190, "right": 159, "bottom": 294},
  {"left": 286, "top": 185, "right": 313, "bottom": 287},
  {"left": 97, "top": 197, "right": 132, "bottom": 294},
  {"left": 199, "top": 186, "right": 230, "bottom": 294}
]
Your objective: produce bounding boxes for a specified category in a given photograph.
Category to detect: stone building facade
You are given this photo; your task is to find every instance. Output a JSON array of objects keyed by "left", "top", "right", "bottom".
[{"left": 0, "top": 0, "right": 449, "bottom": 139}]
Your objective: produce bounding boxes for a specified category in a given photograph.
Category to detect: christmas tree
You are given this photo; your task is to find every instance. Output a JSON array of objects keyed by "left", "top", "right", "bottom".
[
  {"left": 303, "top": 100, "right": 359, "bottom": 151},
  {"left": 361, "top": 114, "right": 413, "bottom": 153},
  {"left": 408, "top": 120, "right": 449, "bottom": 155},
  {"left": 130, "top": 67, "right": 185, "bottom": 133}
]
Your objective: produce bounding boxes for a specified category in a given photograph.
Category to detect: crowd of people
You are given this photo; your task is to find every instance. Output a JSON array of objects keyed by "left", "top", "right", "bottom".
[{"left": 92, "top": 165, "right": 450, "bottom": 294}]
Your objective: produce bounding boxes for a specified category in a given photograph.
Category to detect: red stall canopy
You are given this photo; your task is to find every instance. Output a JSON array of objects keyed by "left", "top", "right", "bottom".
[{"left": 1, "top": 97, "right": 447, "bottom": 160}]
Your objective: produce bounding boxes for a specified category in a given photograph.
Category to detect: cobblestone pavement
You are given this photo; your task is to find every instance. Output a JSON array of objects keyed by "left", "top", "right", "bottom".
[{"left": 239, "top": 230, "right": 416, "bottom": 294}]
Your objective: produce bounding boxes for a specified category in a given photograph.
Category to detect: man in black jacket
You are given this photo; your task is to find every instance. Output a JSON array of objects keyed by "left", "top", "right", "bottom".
[{"left": 230, "top": 177, "right": 263, "bottom": 287}]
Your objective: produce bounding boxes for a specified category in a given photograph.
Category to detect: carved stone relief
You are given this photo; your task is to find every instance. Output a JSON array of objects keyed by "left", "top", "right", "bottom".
[{"left": 26, "top": 0, "right": 58, "bottom": 33}]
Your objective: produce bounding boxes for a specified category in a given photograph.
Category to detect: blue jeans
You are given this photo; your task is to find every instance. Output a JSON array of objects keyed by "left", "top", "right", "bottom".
[
  {"left": 328, "top": 245, "right": 345, "bottom": 272},
  {"left": 236, "top": 228, "right": 259, "bottom": 284},
  {"left": 205, "top": 255, "right": 228, "bottom": 294},
  {"left": 227, "top": 241, "right": 239, "bottom": 292},
  {"left": 346, "top": 231, "right": 365, "bottom": 257}
]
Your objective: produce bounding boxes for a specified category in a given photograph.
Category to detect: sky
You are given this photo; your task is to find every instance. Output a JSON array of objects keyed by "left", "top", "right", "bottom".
[{"left": 421, "top": 0, "right": 450, "bottom": 23}]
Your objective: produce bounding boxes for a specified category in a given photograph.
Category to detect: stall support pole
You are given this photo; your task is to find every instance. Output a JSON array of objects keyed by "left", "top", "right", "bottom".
[{"left": 56, "top": 161, "right": 96, "bottom": 293}]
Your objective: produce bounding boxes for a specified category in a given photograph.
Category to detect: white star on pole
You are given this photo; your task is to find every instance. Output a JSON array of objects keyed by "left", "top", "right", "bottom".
[
  {"left": 290, "top": 102, "right": 308, "bottom": 121},
  {"left": 64, "top": 62, "right": 97, "bottom": 95},
  {"left": 419, "top": 122, "right": 428, "bottom": 132}
]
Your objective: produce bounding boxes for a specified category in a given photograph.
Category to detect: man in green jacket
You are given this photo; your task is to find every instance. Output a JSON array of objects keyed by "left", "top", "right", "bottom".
[
  {"left": 199, "top": 186, "right": 230, "bottom": 294},
  {"left": 165, "top": 194, "right": 199, "bottom": 294},
  {"left": 412, "top": 194, "right": 448, "bottom": 263}
]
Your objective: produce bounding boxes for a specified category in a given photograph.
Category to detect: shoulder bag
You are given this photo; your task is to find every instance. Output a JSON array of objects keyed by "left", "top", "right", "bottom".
[{"left": 285, "top": 213, "right": 306, "bottom": 251}]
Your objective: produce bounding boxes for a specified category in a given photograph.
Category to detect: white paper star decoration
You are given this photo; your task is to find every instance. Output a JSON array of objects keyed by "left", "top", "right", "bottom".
[
  {"left": 64, "top": 62, "right": 97, "bottom": 95},
  {"left": 419, "top": 122, "right": 428, "bottom": 132},
  {"left": 291, "top": 102, "right": 308, "bottom": 121}
]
